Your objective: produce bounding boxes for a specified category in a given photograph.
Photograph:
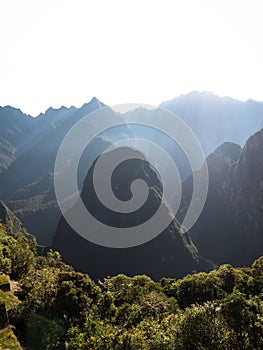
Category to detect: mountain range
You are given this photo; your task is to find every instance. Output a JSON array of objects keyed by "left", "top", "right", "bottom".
[
  {"left": 161, "top": 91, "right": 263, "bottom": 153},
  {"left": 0, "top": 91, "right": 263, "bottom": 279}
]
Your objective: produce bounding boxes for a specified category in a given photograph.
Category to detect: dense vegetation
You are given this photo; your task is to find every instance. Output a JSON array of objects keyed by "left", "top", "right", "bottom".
[{"left": 0, "top": 224, "right": 262, "bottom": 349}]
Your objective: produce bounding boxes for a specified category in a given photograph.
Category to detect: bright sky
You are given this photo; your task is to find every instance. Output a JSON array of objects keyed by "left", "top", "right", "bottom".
[{"left": 1, "top": 0, "right": 263, "bottom": 116}]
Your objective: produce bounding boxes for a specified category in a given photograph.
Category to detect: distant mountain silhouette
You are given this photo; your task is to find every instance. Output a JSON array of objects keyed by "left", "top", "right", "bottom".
[{"left": 160, "top": 91, "right": 263, "bottom": 154}]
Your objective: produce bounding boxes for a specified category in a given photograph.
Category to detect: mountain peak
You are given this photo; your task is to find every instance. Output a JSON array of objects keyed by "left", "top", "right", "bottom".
[
  {"left": 90, "top": 96, "right": 100, "bottom": 103},
  {"left": 52, "top": 145, "right": 211, "bottom": 280},
  {"left": 214, "top": 142, "right": 242, "bottom": 159},
  {"left": 81, "top": 96, "right": 106, "bottom": 110},
  {"left": 206, "top": 142, "right": 242, "bottom": 174}
]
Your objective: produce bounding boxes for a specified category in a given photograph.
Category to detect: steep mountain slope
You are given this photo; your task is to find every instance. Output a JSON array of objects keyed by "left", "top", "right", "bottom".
[
  {"left": 0, "top": 106, "right": 34, "bottom": 172},
  {"left": 0, "top": 98, "right": 112, "bottom": 243},
  {"left": 6, "top": 135, "right": 113, "bottom": 244},
  {"left": 53, "top": 147, "right": 211, "bottom": 280},
  {"left": 230, "top": 129, "right": 263, "bottom": 264},
  {"left": 0, "top": 200, "right": 34, "bottom": 240},
  {"left": 0, "top": 97, "right": 106, "bottom": 197},
  {"left": 180, "top": 129, "right": 263, "bottom": 266},
  {"left": 5, "top": 173, "right": 59, "bottom": 243},
  {"left": 0, "top": 137, "right": 16, "bottom": 172},
  {"left": 160, "top": 91, "right": 263, "bottom": 154},
  {"left": 0, "top": 106, "right": 33, "bottom": 146}
]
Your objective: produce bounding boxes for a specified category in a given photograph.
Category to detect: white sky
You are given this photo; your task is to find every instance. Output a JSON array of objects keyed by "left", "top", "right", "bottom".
[{"left": 1, "top": 0, "right": 263, "bottom": 116}]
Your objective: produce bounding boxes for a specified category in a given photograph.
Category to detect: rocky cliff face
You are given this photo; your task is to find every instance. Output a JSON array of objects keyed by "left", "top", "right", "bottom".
[
  {"left": 183, "top": 129, "right": 263, "bottom": 266},
  {"left": 230, "top": 129, "right": 263, "bottom": 264},
  {"left": 53, "top": 147, "right": 211, "bottom": 280}
]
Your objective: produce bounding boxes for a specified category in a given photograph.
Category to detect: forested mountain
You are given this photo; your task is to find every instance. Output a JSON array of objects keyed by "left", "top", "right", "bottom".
[{"left": 53, "top": 147, "right": 211, "bottom": 280}]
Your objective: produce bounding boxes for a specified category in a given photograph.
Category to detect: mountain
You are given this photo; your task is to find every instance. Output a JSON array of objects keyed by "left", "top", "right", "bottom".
[
  {"left": 0, "top": 106, "right": 33, "bottom": 146},
  {"left": 0, "top": 200, "right": 34, "bottom": 241},
  {"left": 160, "top": 91, "right": 263, "bottom": 154},
  {"left": 53, "top": 146, "right": 211, "bottom": 280},
  {"left": 0, "top": 106, "right": 34, "bottom": 172},
  {"left": 179, "top": 128, "right": 263, "bottom": 266},
  {"left": 0, "top": 98, "right": 113, "bottom": 244},
  {"left": 0, "top": 97, "right": 107, "bottom": 198},
  {"left": 1, "top": 91, "right": 263, "bottom": 247}
]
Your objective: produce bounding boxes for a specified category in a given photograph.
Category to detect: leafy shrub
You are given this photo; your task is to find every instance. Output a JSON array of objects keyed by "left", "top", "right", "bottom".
[{"left": 26, "top": 314, "right": 65, "bottom": 350}]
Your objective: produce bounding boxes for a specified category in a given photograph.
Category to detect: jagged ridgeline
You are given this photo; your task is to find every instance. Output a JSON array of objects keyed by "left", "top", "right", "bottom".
[{"left": 53, "top": 146, "right": 210, "bottom": 280}]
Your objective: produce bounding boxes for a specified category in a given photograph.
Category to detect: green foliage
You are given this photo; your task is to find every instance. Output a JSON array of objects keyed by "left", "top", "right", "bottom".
[
  {"left": 219, "top": 290, "right": 263, "bottom": 348},
  {"left": 0, "top": 274, "right": 9, "bottom": 286},
  {"left": 123, "top": 318, "right": 176, "bottom": 350},
  {"left": 102, "top": 274, "right": 160, "bottom": 306},
  {"left": 115, "top": 302, "right": 142, "bottom": 328},
  {"left": 0, "top": 291, "right": 20, "bottom": 311},
  {"left": 173, "top": 271, "right": 224, "bottom": 308},
  {"left": 0, "top": 224, "right": 262, "bottom": 350},
  {"left": 97, "top": 291, "right": 116, "bottom": 321},
  {"left": 252, "top": 256, "right": 263, "bottom": 293},
  {"left": 174, "top": 301, "right": 228, "bottom": 349},
  {"left": 0, "top": 225, "right": 36, "bottom": 279},
  {"left": 26, "top": 314, "right": 65, "bottom": 350},
  {"left": 54, "top": 271, "right": 101, "bottom": 324},
  {"left": 21, "top": 266, "right": 60, "bottom": 314},
  {"left": 66, "top": 315, "right": 121, "bottom": 350},
  {"left": 0, "top": 327, "right": 23, "bottom": 350},
  {"left": 35, "top": 249, "right": 73, "bottom": 271},
  {"left": 173, "top": 291, "right": 263, "bottom": 350}
]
